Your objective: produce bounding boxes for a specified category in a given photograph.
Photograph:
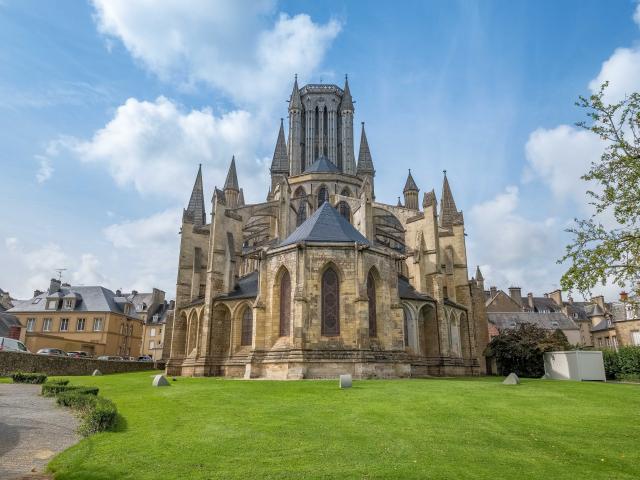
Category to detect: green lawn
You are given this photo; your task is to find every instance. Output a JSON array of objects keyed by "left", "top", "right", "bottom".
[{"left": 47, "top": 372, "right": 640, "bottom": 480}]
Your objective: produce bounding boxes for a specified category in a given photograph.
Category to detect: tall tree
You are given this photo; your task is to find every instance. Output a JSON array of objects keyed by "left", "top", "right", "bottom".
[{"left": 560, "top": 83, "right": 640, "bottom": 297}]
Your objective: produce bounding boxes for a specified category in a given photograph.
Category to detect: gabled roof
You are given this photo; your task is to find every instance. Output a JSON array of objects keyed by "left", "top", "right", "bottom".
[
  {"left": 280, "top": 202, "right": 370, "bottom": 246},
  {"left": 270, "top": 119, "right": 289, "bottom": 174},
  {"left": 224, "top": 156, "right": 239, "bottom": 191},
  {"left": 305, "top": 155, "right": 340, "bottom": 173}
]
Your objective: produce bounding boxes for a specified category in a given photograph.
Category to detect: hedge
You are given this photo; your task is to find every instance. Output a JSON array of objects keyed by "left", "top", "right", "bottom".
[
  {"left": 44, "top": 380, "right": 116, "bottom": 436},
  {"left": 11, "top": 371, "right": 47, "bottom": 384},
  {"left": 600, "top": 346, "right": 640, "bottom": 381}
]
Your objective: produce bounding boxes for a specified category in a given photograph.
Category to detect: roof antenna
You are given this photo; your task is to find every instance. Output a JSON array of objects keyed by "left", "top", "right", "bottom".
[
  {"left": 443, "top": 169, "right": 447, "bottom": 177},
  {"left": 54, "top": 268, "right": 66, "bottom": 282}
]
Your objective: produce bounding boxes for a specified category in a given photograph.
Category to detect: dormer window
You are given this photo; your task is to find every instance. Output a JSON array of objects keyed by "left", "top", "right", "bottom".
[
  {"left": 63, "top": 298, "right": 75, "bottom": 309},
  {"left": 46, "top": 299, "right": 58, "bottom": 310}
]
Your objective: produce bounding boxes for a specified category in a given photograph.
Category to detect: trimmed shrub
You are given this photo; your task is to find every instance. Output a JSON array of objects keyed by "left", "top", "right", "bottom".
[
  {"left": 42, "top": 383, "right": 99, "bottom": 397},
  {"left": 617, "top": 346, "right": 640, "bottom": 380},
  {"left": 601, "top": 349, "right": 620, "bottom": 380},
  {"left": 79, "top": 397, "right": 118, "bottom": 436},
  {"left": 56, "top": 390, "right": 98, "bottom": 410},
  {"left": 47, "top": 378, "right": 70, "bottom": 386},
  {"left": 11, "top": 371, "right": 47, "bottom": 384}
]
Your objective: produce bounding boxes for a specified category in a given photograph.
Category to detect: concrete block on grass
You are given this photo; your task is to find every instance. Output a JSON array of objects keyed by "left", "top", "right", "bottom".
[
  {"left": 339, "top": 374, "right": 352, "bottom": 389},
  {"left": 152, "top": 374, "right": 170, "bottom": 387}
]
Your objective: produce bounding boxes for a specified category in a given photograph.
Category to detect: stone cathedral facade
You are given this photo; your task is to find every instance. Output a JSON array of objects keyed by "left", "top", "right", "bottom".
[{"left": 166, "top": 77, "right": 489, "bottom": 379}]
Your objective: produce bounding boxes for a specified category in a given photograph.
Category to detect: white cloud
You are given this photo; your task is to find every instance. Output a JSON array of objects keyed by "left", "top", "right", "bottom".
[
  {"left": 35, "top": 155, "right": 53, "bottom": 183},
  {"left": 524, "top": 125, "right": 602, "bottom": 209},
  {"left": 72, "top": 254, "right": 107, "bottom": 286},
  {"left": 104, "top": 208, "right": 182, "bottom": 249},
  {"left": 91, "top": 0, "right": 341, "bottom": 107},
  {"left": 634, "top": 2, "right": 640, "bottom": 27},
  {"left": 589, "top": 46, "right": 640, "bottom": 103},
  {"left": 5, "top": 237, "right": 18, "bottom": 252}
]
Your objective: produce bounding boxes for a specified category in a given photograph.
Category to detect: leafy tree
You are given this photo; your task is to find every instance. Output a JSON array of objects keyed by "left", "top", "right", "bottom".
[
  {"left": 560, "top": 82, "right": 640, "bottom": 297},
  {"left": 485, "top": 323, "right": 570, "bottom": 378}
]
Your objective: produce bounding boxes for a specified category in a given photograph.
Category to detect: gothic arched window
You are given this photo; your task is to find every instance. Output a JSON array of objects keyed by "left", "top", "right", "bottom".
[
  {"left": 317, "top": 186, "right": 329, "bottom": 208},
  {"left": 321, "top": 267, "right": 340, "bottom": 336},
  {"left": 367, "top": 271, "right": 377, "bottom": 337},
  {"left": 403, "top": 308, "right": 410, "bottom": 348},
  {"left": 338, "top": 201, "right": 351, "bottom": 221},
  {"left": 241, "top": 307, "right": 252, "bottom": 346},
  {"left": 294, "top": 187, "right": 307, "bottom": 226},
  {"left": 279, "top": 270, "right": 291, "bottom": 336}
]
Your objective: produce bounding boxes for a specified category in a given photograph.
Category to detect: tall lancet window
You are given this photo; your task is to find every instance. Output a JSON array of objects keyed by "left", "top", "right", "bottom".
[
  {"left": 294, "top": 187, "right": 307, "bottom": 226},
  {"left": 317, "top": 186, "right": 329, "bottom": 208},
  {"left": 279, "top": 270, "right": 291, "bottom": 336},
  {"left": 367, "top": 272, "right": 377, "bottom": 337},
  {"left": 241, "top": 307, "right": 252, "bottom": 346},
  {"left": 338, "top": 201, "right": 351, "bottom": 221},
  {"left": 321, "top": 267, "right": 340, "bottom": 336}
]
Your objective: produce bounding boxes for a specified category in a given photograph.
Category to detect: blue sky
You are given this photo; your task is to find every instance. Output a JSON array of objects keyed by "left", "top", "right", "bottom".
[{"left": 1, "top": 0, "right": 639, "bottom": 299}]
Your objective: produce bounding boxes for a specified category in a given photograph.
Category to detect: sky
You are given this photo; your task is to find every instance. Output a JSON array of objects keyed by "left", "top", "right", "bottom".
[{"left": 1, "top": 0, "right": 639, "bottom": 300}]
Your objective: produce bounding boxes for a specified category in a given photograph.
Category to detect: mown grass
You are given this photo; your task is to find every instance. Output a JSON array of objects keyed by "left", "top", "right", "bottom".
[{"left": 47, "top": 372, "right": 640, "bottom": 479}]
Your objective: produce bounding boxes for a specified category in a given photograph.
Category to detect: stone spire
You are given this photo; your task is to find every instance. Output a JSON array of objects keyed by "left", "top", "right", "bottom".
[
  {"left": 238, "top": 188, "right": 245, "bottom": 207},
  {"left": 224, "top": 156, "right": 240, "bottom": 208},
  {"left": 183, "top": 164, "right": 206, "bottom": 226},
  {"left": 356, "top": 122, "right": 374, "bottom": 175},
  {"left": 440, "top": 171, "right": 463, "bottom": 227},
  {"left": 475, "top": 265, "right": 484, "bottom": 282},
  {"left": 403, "top": 169, "right": 419, "bottom": 210},
  {"left": 271, "top": 118, "right": 289, "bottom": 174},
  {"left": 289, "top": 74, "right": 302, "bottom": 110},
  {"left": 339, "top": 75, "right": 354, "bottom": 112}
]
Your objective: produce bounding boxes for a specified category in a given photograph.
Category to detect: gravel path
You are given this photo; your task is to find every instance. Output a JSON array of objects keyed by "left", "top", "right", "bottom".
[{"left": 0, "top": 384, "right": 79, "bottom": 479}]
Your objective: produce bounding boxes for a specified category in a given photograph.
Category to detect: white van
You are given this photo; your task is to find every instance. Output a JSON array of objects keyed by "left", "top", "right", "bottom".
[{"left": 0, "top": 336, "right": 29, "bottom": 353}]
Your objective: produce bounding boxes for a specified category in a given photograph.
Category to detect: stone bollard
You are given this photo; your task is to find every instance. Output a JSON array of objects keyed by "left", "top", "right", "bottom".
[
  {"left": 503, "top": 372, "right": 520, "bottom": 385},
  {"left": 92, "top": 369, "right": 102, "bottom": 376},
  {"left": 152, "top": 374, "right": 170, "bottom": 387},
  {"left": 339, "top": 374, "right": 352, "bottom": 389}
]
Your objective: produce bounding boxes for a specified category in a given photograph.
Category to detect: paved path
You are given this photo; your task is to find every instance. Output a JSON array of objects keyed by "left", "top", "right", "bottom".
[{"left": 0, "top": 384, "right": 79, "bottom": 479}]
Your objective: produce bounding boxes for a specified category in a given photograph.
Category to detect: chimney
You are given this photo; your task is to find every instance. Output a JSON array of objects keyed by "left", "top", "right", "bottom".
[
  {"left": 549, "top": 289, "right": 562, "bottom": 306},
  {"left": 490, "top": 286, "right": 497, "bottom": 298},
  {"left": 169, "top": 300, "right": 175, "bottom": 309},
  {"left": 33, "top": 289, "right": 43, "bottom": 298},
  {"left": 544, "top": 293, "right": 549, "bottom": 298},
  {"left": 527, "top": 293, "right": 534, "bottom": 309},
  {"left": 591, "top": 295, "right": 605, "bottom": 310},
  {"left": 48, "top": 278, "right": 61, "bottom": 294},
  {"left": 132, "top": 290, "right": 138, "bottom": 296},
  {"left": 620, "top": 291, "right": 628, "bottom": 302},
  {"left": 116, "top": 289, "right": 122, "bottom": 296},
  {"left": 508, "top": 287, "right": 522, "bottom": 307}
]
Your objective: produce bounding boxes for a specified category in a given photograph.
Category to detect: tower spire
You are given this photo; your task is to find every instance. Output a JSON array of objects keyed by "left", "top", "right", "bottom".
[
  {"left": 403, "top": 169, "right": 418, "bottom": 193},
  {"left": 271, "top": 118, "right": 289, "bottom": 174},
  {"left": 440, "top": 172, "right": 463, "bottom": 227},
  {"left": 340, "top": 74, "right": 354, "bottom": 112},
  {"left": 184, "top": 164, "right": 206, "bottom": 226},
  {"left": 289, "top": 74, "right": 302, "bottom": 110},
  {"left": 224, "top": 156, "right": 239, "bottom": 191},
  {"left": 403, "top": 169, "right": 419, "bottom": 210},
  {"left": 357, "top": 122, "right": 374, "bottom": 175}
]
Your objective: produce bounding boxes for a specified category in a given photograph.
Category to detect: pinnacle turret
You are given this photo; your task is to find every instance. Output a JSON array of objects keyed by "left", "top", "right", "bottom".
[
  {"left": 289, "top": 75, "right": 302, "bottom": 111},
  {"left": 403, "top": 169, "right": 419, "bottom": 193},
  {"left": 271, "top": 118, "right": 289, "bottom": 174},
  {"left": 475, "top": 266, "right": 484, "bottom": 281},
  {"left": 356, "top": 122, "right": 374, "bottom": 175},
  {"left": 183, "top": 164, "right": 206, "bottom": 226}
]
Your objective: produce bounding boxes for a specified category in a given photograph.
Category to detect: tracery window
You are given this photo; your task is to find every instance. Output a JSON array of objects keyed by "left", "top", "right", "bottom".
[
  {"left": 367, "top": 271, "right": 377, "bottom": 337},
  {"left": 279, "top": 270, "right": 291, "bottom": 336},
  {"left": 241, "top": 307, "right": 252, "bottom": 346},
  {"left": 317, "top": 186, "right": 329, "bottom": 208},
  {"left": 338, "top": 201, "right": 351, "bottom": 221},
  {"left": 321, "top": 267, "right": 339, "bottom": 336}
]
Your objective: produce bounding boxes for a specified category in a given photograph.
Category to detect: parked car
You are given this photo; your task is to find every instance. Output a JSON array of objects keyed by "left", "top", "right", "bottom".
[
  {"left": 0, "top": 336, "right": 29, "bottom": 353},
  {"left": 36, "top": 348, "right": 67, "bottom": 356},
  {"left": 97, "top": 355, "right": 123, "bottom": 361},
  {"left": 67, "top": 351, "right": 92, "bottom": 358},
  {"left": 137, "top": 355, "right": 153, "bottom": 362}
]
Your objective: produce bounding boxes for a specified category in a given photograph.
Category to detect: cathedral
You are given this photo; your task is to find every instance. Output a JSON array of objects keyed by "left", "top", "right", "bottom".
[{"left": 166, "top": 77, "right": 489, "bottom": 379}]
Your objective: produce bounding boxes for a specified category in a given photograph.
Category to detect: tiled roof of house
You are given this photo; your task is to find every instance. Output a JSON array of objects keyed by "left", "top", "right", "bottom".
[{"left": 488, "top": 312, "right": 579, "bottom": 331}]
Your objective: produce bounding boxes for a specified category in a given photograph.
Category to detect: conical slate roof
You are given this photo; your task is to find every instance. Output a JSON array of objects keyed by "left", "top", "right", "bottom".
[
  {"left": 184, "top": 164, "right": 206, "bottom": 226},
  {"left": 357, "top": 123, "right": 374, "bottom": 174},
  {"left": 475, "top": 266, "right": 484, "bottom": 282},
  {"left": 403, "top": 169, "right": 419, "bottom": 192},
  {"left": 339, "top": 76, "right": 354, "bottom": 112},
  {"left": 305, "top": 155, "right": 340, "bottom": 173},
  {"left": 271, "top": 119, "right": 289, "bottom": 174},
  {"left": 280, "top": 202, "right": 370, "bottom": 247},
  {"left": 224, "top": 156, "right": 239, "bottom": 191},
  {"left": 439, "top": 173, "right": 463, "bottom": 227}
]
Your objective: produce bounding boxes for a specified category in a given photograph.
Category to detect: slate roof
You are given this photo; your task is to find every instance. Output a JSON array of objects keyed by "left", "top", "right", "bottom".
[
  {"left": 591, "top": 318, "right": 613, "bottom": 332},
  {"left": 280, "top": 202, "right": 370, "bottom": 246},
  {"left": 8, "top": 286, "right": 138, "bottom": 317},
  {"left": 305, "top": 155, "right": 340, "bottom": 173},
  {"left": 225, "top": 271, "right": 259, "bottom": 300},
  {"left": 0, "top": 312, "right": 20, "bottom": 337},
  {"left": 488, "top": 312, "right": 579, "bottom": 331},
  {"left": 398, "top": 276, "right": 435, "bottom": 301},
  {"left": 403, "top": 170, "right": 419, "bottom": 192}
]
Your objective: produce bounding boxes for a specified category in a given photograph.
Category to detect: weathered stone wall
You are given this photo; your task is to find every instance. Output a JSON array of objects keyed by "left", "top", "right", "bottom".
[{"left": 0, "top": 351, "right": 163, "bottom": 376}]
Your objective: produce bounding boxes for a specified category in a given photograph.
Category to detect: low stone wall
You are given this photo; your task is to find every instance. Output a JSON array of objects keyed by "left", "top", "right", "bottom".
[{"left": 0, "top": 351, "right": 165, "bottom": 376}]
